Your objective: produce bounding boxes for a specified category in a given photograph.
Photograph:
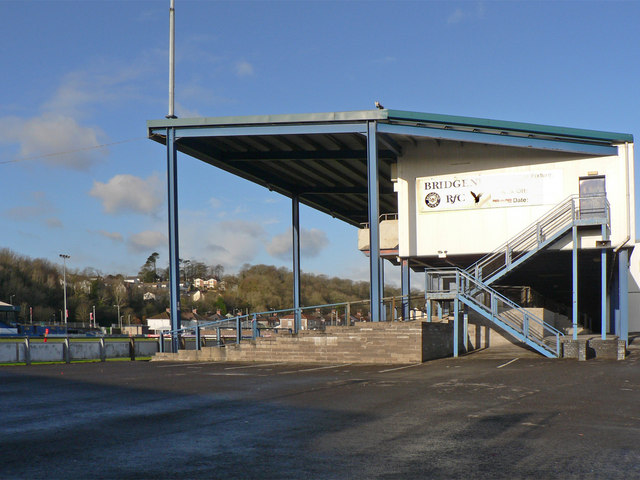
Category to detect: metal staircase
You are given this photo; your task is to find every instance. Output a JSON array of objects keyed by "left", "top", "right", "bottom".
[
  {"left": 468, "top": 194, "right": 609, "bottom": 285},
  {"left": 426, "top": 193, "right": 610, "bottom": 358},
  {"left": 426, "top": 268, "right": 563, "bottom": 357}
]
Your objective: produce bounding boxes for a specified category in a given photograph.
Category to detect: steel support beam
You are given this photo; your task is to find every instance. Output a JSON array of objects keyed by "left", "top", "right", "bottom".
[
  {"left": 292, "top": 194, "right": 301, "bottom": 333},
  {"left": 601, "top": 225, "right": 609, "bottom": 340},
  {"left": 572, "top": 225, "right": 578, "bottom": 340},
  {"left": 619, "top": 249, "right": 629, "bottom": 343},
  {"left": 401, "top": 259, "right": 410, "bottom": 320},
  {"left": 377, "top": 123, "right": 618, "bottom": 156},
  {"left": 166, "top": 128, "right": 181, "bottom": 352},
  {"left": 463, "top": 310, "right": 468, "bottom": 352},
  {"left": 453, "top": 297, "right": 459, "bottom": 358},
  {"left": 367, "top": 121, "right": 381, "bottom": 322},
  {"left": 380, "top": 257, "right": 387, "bottom": 321},
  {"left": 156, "top": 122, "right": 369, "bottom": 139}
]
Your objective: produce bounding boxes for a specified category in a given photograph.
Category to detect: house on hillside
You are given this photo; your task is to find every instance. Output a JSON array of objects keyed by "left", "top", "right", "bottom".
[
  {"left": 193, "top": 278, "right": 218, "bottom": 290},
  {"left": 143, "top": 292, "right": 156, "bottom": 301},
  {"left": 146, "top": 309, "right": 207, "bottom": 333}
]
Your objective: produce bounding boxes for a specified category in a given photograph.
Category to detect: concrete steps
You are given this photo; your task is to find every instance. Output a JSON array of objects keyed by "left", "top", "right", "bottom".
[{"left": 151, "top": 321, "right": 454, "bottom": 365}]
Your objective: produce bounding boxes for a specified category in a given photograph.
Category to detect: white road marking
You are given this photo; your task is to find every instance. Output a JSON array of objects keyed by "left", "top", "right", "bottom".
[
  {"left": 378, "top": 363, "right": 423, "bottom": 373},
  {"left": 204, "top": 372, "right": 251, "bottom": 376},
  {"left": 225, "top": 362, "right": 285, "bottom": 370},
  {"left": 156, "top": 362, "right": 207, "bottom": 368},
  {"left": 497, "top": 358, "right": 519, "bottom": 369},
  {"left": 279, "top": 364, "right": 352, "bottom": 374}
]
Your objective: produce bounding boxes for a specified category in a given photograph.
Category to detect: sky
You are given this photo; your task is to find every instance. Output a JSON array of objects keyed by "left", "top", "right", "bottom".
[{"left": 1, "top": 0, "right": 639, "bottom": 287}]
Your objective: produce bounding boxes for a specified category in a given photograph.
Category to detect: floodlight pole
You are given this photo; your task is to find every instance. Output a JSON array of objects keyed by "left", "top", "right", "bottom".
[{"left": 167, "top": 0, "right": 177, "bottom": 119}]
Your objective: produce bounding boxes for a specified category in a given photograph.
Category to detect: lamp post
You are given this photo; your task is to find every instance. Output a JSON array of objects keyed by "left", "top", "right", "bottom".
[
  {"left": 9, "top": 294, "right": 15, "bottom": 305},
  {"left": 59, "top": 254, "right": 70, "bottom": 334},
  {"left": 113, "top": 304, "right": 121, "bottom": 331}
]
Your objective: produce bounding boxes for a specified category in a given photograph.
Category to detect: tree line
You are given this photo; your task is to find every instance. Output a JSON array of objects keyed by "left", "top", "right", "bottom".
[{"left": 0, "top": 248, "right": 397, "bottom": 326}]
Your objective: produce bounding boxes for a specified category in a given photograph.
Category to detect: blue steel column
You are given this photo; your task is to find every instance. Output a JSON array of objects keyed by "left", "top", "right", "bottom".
[
  {"left": 572, "top": 225, "right": 578, "bottom": 340},
  {"left": 379, "top": 257, "right": 386, "bottom": 321},
  {"left": 166, "top": 127, "right": 181, "bottom": 352},
  {"left": 367, "top": 121, "right": 381, "bottom": 322},
  {"left": 619, "top": 249, "right": 629, "bottom": 343},
  {"left": 292, "top": 194, "right": 301, "bottom": 333},
  {"left": 601, "top": 225, "right": 608, "bottom": 340},
  {"left": 453, "top": 270, "right": 460, "bottom": 358},
  {"left": 401, "top": 259, "right": 410, "bottom": 320}
]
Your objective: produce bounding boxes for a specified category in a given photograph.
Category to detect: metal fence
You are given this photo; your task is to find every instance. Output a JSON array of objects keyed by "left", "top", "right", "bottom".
[{"left": 159, "top": 294, "right": 426, "bottom": 354}]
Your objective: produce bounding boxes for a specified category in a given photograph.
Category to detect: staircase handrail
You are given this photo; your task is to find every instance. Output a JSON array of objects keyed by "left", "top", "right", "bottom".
[
  {"left": 426, "top": 267, "right": 563, "bottom": 356},
  {"left": 467, "top": 193, "right": 609, "bottom": 282},
  {"left": 427, "top": 267, "right": 561, "bottom": 335},
  {"left": 455, "top": 268, "right": 564, "bottom": 338},
  {"left": 157, "top": 293, "right": 423, "bottom": 347}
]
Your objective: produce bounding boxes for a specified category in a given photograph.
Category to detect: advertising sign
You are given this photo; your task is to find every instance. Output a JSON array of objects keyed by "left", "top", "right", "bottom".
[{"left": 417, "top": 170, "right": 563, "bottom": 213}]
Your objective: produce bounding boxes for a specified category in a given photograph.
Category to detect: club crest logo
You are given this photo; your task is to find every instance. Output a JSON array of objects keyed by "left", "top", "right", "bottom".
[{"left": 425, "top": 192, "right": 440, "bottom": 208}]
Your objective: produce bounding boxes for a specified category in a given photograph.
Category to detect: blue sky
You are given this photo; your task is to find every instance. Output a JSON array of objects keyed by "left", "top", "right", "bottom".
[{"left": 1, "top": 0, "right": 639, "bottom": 285}]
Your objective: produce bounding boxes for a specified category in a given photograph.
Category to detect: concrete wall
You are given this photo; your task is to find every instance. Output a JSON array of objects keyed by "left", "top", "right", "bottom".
[
  {"left": 0, "top": 338, "right": 158, "bottom": 364},
  {"left": 156, "top": 322, "right": 423, "bottom": 364},
  {"left": 153, "top": 321, "right": 491, "bottom": 365},
  {"left": 358, "top": 219, "right": 399, "bottom": 251},
  {"left": 69, "top": 342, "right": 102, "bottom": 361},
  {"left": 396, "top": 140, "right": 635, "bottom": 258}
]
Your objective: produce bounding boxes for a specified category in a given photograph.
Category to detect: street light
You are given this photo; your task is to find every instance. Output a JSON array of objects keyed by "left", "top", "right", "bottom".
[
  {"left": 9, "top": 294, "right": 15, "bottom": 305},
  {"left": 113, "top": 304, "right": 121, "bottom": 330},
  {"left": 59, "top": 254, "right": 70, "bottom": 334}
]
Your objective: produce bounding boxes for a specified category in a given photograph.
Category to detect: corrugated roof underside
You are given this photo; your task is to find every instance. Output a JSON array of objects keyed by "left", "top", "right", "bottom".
[{"left": 173, "top": 131, "right": 398, "bottom": 226}]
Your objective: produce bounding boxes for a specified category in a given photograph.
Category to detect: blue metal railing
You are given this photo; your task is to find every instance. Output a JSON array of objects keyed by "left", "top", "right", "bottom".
[
  {"left": 426, "top": 268, "right": 563, "bottom": 357},
  {"left": 157, "top": 294, "right": 425, "bottom": 353},
  {"left": 468, "top": 193, "right": 610, "bottom": 285}
]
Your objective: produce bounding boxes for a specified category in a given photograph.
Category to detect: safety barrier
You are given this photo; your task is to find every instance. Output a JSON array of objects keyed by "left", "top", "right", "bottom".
[
  {"left": 158, "top": 294, "right": 425, "bottom": 354},
  {"left": 426, "top": 268, "right": 563, "bottom": 357},
  {"left": 468, "top": 193, "right": 610, "bottom": 285},
  {"left": 0, "top": 337, "right": 158, "bottom": 365}
]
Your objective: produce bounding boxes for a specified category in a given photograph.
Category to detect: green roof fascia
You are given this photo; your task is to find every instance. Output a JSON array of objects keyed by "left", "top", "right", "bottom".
[
  {"left": 147, "top": 109, "right": 388, "bottom": 131},
  {"left": 386, "top": 109, "right": 634, "bottom": 144}
]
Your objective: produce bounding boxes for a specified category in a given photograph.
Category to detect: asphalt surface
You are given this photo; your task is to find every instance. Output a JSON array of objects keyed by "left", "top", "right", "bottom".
[{"left": 2, "top": 349, "right": 640, "bottom": 479}]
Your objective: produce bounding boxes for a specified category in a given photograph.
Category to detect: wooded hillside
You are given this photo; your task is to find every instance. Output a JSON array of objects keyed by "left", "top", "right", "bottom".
[{"left": 0, "top": 248, "right": 399, "bottom": 326}]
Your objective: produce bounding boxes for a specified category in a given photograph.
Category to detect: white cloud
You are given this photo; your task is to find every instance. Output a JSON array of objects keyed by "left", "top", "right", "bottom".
[
  {"left": 0, "top": 113, "right": 106, "bottom": 170},
  {"left": 128, "top": 230, "right": 167, "bottom": 252},
  {"left": 180, "top": 219, "right": 267, "bottom": 269},
  {"left": 175, "top": 101, "right": 201, "bottom": 118},
  {"left": 89, "top": 173, "right": 163, "bottom": 215},
  {"left": 447, "top": 2, "right": 485, "bottom": 25},
  {"left": 447, "top": 7, "right": 466, "bottom": 24},
  {"left": 95, "top": 230, "right": 124, "bottom": 242},
  {"left": 208, "top": 197, "right": 222, "bottom": 209},
  {"left": 3, "top": 191, "right": 55, "bottom": 220},
  {"left": 43, "top": 61, "right": 153, "bottom": 117},
  {"left": 235, "top": 60, "right": 254, "bottom": 77},
  {"left": 266, "top": 227, "right": 329, "bottom": 260},
  {"left": 0, "top": 58, "right": 157, "bottom": 170},
  {"left": 46, "top": 218, "right": 63, "bottom": 229}
]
